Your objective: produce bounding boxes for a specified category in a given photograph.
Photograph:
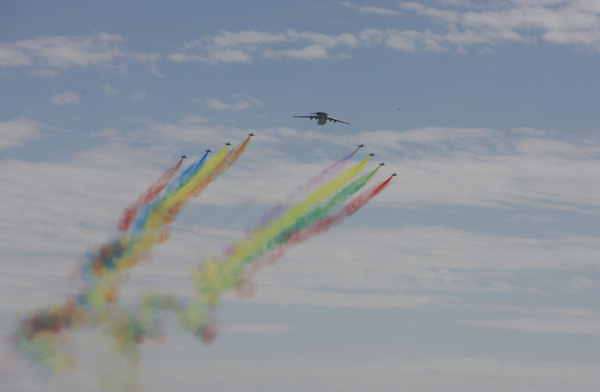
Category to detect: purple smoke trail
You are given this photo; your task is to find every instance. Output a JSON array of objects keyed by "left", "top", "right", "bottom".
[{"left": 259, "top": 147, "right": 360, "bottom": 226}]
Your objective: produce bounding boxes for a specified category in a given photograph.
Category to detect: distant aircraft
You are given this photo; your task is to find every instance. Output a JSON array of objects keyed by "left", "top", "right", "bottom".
[
  {"left": 379, "top": 162, "right": 385, "bottom": 166},
  {"left": 293, "top": 112, "right": 349, "bottom": 125},
  {"left": 369, "top": 153, "right": 375, "bottom": 157},
  {"left": 180, "top": 155, "right": 187, "bottom": 159},
  {"left": 248, "top": 133, "right": 255, "bottom": 137},
  {"left": 358, "top": 144, "right": 365, "bottom": 148},
  {"left": 225, "top": 142, "right": 231, "bottom": 146},
  {"left": 391, "top": 173, "right": 397, "bottom": 176},
  {"left": 205, "top": 149, "right": 212, "bottom": 153}
]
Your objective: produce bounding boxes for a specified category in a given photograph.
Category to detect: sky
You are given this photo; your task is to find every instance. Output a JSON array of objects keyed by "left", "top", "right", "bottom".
[{"left": 1, "top": 0, "right": 600, "bottom": 391}]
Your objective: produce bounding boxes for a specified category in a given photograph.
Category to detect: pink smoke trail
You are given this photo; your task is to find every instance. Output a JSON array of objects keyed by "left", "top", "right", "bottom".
[
  {"left": 118, "top": 157, "right": 184, "bottom": 232},
  {"left": 238, "top": 175, "right": 393, "bottom": 298},
  {"left": 259, "top": 147, "right": 360, "bottom": 226}
]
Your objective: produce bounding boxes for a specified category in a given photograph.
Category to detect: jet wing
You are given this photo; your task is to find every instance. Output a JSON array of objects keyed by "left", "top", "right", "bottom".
[
  {"left": 293, "top": 115, "right": 318, "bottom": 119},
  {"left": 327, "top": 117, "right": 349, "bottom": 125}
]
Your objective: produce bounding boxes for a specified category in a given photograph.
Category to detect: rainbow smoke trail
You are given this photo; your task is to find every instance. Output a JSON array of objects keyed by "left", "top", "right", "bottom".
[
  {"left": 15, "top": 138, "right": 252, "bottom": 373},
  {"left": 118, "top": 157, "right": 185, "bottom": 232},
  {"left": 260, "top": 147, "right": 360, "bottom": 226},
  {"left": 174, "top": 156, "right": 380, "bottom": 340},
  {"left": 193, "top": 156, "right": 372, "bottom": 305},
  {"left": 14, "top": 139, "right": 392, "bottom": 385},
  {"left": 79, "top": 140, "right": 253, "bottom": 310},
  {"left": 243, "top": 175, "right": 395, "bottom": 290}
]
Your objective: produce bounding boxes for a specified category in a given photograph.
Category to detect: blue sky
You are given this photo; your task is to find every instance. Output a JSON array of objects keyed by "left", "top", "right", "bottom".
[{"left": 1, "top": 1, "right": 600, "bottom": 391}]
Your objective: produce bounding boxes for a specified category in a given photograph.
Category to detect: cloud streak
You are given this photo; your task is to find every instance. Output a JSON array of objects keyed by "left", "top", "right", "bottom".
[
  {"left": 167, "top": 1, "right": 600, "bottom": 63},
  {"left": 0, "top": 32, "right": 160, "bottom": 75}
]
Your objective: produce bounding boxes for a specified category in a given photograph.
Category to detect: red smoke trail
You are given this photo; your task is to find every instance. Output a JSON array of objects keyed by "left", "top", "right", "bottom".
[
  {"left": 118, "top": 158, "right": 184, "bottom": 232},
  {"left": 259, "top": 147, "right": 360, "bottom": 227},
  {"left": 238, "top": 176, "right": 393, "bottom": 298}
]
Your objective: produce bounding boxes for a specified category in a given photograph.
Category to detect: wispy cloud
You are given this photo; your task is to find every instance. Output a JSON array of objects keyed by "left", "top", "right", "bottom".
[
  {"left": 50, "top": 90, "right": 79, "bottom": 105},
  {"left": 171, "top": 29, "right": 361, "bottom": 63},
  {"left": 0, "top": 32, "right": 160, "bottom": 76},
  {"left": 0, "top": 117, "right": 46, "bottom": 149},
  {"left": 167, "top": 1, "right": 600, "bottom": 63},
  {"left": 102, "top": 84, "right": 118, "bottom": 95},
  {"left": 339, "top": 1, "right": 400, "bottom": 16},
  {"left": 222, "top": 322, "right": 304, "bottom": 335},
  {"left": 464, "top": 308, "right": 600, "bottom": 335},
  {"left": 137, "top": 355, "right": 600, "bottom": 392},
  {"left": 399, "top": 0, "right": 600, "bottom": 52},
  {"left": 129, "top": 89, "right": 148, "bottom": 101},
  {"left": 206, "top": 94, "right": 262, "bottom": 111}
]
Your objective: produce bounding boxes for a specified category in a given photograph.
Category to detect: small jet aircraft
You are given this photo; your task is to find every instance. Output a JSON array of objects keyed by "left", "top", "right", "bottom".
[
  {"left": 369, "top": 153, "right": 375, "bottom": 157},
  {"left": 205, "top": 149, "right": 212, "bottom": 153},
  {"left": 358, "top": 144, "right": 365, "bottom": 148},
  {"left": 225, "top": 142, "right": 231, "bottom": 146},
  {"left": 248, "top": 133, "right": 255, "bottom": 137},
  {"left": 379, "top": 163, "right": 385, "bottom": 166},
  {"left": 293, "top": 112, "right": 349, "bottom": 126},
  {"left": 391, "top": 173, "right": 397, "bottom": 177},
  {"left": 180, "top": 155, "right": 187, "bottom": 159}
]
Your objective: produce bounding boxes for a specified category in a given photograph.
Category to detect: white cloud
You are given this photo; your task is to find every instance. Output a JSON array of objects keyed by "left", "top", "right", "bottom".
[
  {"left": 129, "top": 89, "right": 148, "bottom": 101},
  {"left": 167, "top": 2, "right": 600, "bottom": 63},
  {"left": 140, "top": 355, "right": 600, "bottom": 392},
  {"left": 399, "top": 0, "right": 600, "bottom": 52},
  {"left": 0, "top": 117, "right": 45, "bottom": 149},
  {"left": 206, "top": 94, "right": 262, "bottom": 111},
  {"left": 221, "top": 322, "right": 303, "bottom": 335},
  {"left": 168, "top": 52, "right": 207, "bottom": 63},
  {"left": 271, "top": 44, "right": 330, "bottom": 60},
  {"left": 339, "top": 1, "right": 400, "bottom": 15},
  {"left": 102, "top": 84, "right": 118, "bottom": 95},
  {"left": 179, "top": 114, "right": 208, "bottom": 124},
  {"left": 209, "top": 30, "right": 288, "bottom": 48},
  {"left": 209, "top": 48, "right": 252, "bottom": 63},
  {"left": 0, "top": 32, "right": 160, "bottom": 75},
  {"left": 171, "top": 29, "right": 360, "bottom": 64},
  {"left": 50, "top": 90, "right": 80, "bottom": 105},
  {"left": 206, "top": 97, "right": 230, "bottom": 110},
  {"left": 464, "top": 308, "right": 600, "bottom": 335}
]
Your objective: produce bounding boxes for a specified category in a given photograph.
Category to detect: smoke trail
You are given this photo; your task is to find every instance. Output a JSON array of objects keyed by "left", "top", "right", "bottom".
[
  {"left": 129, "top": 152, "right": 210, "bottom": 235},
  {"left": 292, "top": 147, "right": 360, "bottom": 200},
  {"left": 191, "top": 156, "right": 371, "bottom": 307},
  {"left": 177, "top": 165, "right": 389, "bottom": 341},
  {"left": 247, "top": 175, "right": 394, "bottom": 282},
  {"left": 136, "top": 136, "right": 250, "bottom": 256},
  {"left": 260, "top": 147, "right": 359, "bottom": 226},
  {"left": 118, "top": 157, "right": 184, "bottom": 233},
  {"left": 15, "top": 138, "right": 253, "bottom": 374},
  {"left": 250, "top": 167, "right": 381, "bottom": 267},
  {"left": 14, "top": 140, "right": 393, "bottom": 384}
]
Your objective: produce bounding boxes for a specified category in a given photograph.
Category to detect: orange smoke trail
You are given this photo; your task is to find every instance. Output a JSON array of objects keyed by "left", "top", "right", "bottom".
[{"left": 118, "top": 158, "right": 184, "bottom": 232}]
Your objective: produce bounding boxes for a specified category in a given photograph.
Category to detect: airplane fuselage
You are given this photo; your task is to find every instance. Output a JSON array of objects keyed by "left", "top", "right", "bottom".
[
  {"left": 315, "top": 112, "right": 328, "bottom": 126},
  {"left": 293, "top": 112, "right": 348, "bottom": 126}
]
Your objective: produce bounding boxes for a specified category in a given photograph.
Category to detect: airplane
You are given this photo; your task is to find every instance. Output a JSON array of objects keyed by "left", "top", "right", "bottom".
[
  {"left": 391, "top": 173, "right": 397, "bottom": 177},
  {"left": 248, "top": 133, "right": 255, "bottom": 137},
  {"left": 205, "top": 149, "right": 212, "bottom": 153},
  {"left": 369, "top": 153, "right": 375, "bottom": 156},
  {"left": 180, "top": 155, "right": 187, "bottom": 159},
  {"left": 379, "top": 163, "right": 385, "bottom": 166},
  {"left": 225, "top": 142, "right": 231, "bottom": 146},
  {"left": 358, "top": 144, "right": 365, "bottom": 148},
  {"left": 293, "top": 112, "right": 349, "bottom": 125}
]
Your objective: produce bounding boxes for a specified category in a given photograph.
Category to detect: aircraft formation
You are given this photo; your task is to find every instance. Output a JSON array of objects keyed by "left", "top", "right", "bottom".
[{"left": 15, "top": 131, "right": 395, "bottom": 377}]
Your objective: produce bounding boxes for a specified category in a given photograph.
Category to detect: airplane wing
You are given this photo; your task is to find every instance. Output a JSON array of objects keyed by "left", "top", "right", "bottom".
[
  {"left": 327, "top": 117, "right": 349, "bottom": 125},
  {"left": 293, "top": 115, "right": 318, "bottom": 119}
]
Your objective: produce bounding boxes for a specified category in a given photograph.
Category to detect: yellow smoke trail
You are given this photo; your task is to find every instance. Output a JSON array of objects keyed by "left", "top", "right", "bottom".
[{"left": 194, "top": 156, "right": 371, "bottom": 305}]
